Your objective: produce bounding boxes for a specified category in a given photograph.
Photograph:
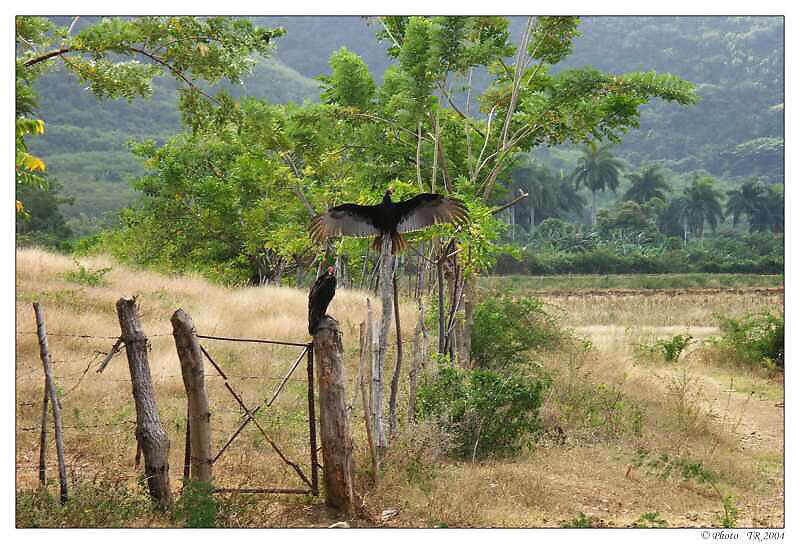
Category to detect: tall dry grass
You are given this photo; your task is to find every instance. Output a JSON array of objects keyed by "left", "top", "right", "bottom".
[
  {"left": 16, "top": 247, "right": 415, "bottom": 510},
  {"left": 16, "top": 248, "right": 784, "bottom": 528}
]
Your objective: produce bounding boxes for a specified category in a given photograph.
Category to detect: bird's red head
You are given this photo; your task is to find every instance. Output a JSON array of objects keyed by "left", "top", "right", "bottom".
[{"left": 327, "top": 266, "right": 335, "bottom": 275}]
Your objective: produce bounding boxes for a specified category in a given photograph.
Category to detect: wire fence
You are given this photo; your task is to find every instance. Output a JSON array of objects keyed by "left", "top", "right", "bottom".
[{"left": 16, "top": 324, "right": 319, "bottom": 497}]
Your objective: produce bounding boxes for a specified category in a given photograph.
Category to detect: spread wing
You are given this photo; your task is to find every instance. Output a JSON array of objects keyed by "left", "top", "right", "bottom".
[
  {"left": 395, "top": 194, "right": 469, "bottom": 234},
  {"left": 309, "top": 203, "right": 381, "bottom": 244}
]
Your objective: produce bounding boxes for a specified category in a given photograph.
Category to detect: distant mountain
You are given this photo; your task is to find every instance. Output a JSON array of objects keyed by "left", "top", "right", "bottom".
[{"left": 27, "top": 16, "right": 783, "bottom": 235}]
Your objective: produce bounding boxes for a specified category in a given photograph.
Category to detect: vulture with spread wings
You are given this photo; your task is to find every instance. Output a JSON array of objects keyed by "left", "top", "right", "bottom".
[{"left": 310, "top": 189, "right": 469, "bottom": 254}]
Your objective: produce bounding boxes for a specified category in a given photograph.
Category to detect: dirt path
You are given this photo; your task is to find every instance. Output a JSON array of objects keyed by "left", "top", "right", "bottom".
[{"left": 575, "top": 324, "right": 785, "bottom": 454}]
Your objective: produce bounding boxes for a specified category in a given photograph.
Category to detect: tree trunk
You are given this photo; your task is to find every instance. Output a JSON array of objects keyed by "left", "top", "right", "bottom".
[
  {"left": 170, "top": 309, "right": 212, "bottom": 484},
  {"left": 358, "top": 321, "right": 378, "bottom": 480},
  {"left": 312, "top": 317, "right": 355, "bottom": 513},
  {"left": 591, "top": 190, "right": 598, "bottom": 226},
  {"left": 408, "top": 301, "right": 425, "bottom": 425},
  {"left": 388, "top": 272, "right": 403, "bottom": 438},
  {"left": 116, "top": 297, "right": 172, "bottom": 507},
  {"left": 33, "top": 302, "right": 67, "bottom": 504},
  {"left": 372, "top": 234, "right": 393, "bottom": 452},
  {"left": 460, "top": 274, "right": 476, "bottom": 368}
]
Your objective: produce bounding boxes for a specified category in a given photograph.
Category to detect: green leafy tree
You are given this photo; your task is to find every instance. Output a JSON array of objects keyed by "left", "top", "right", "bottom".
[
  {"left": 511, "top": 162, "right": 585, "bottom": 231},
  {"left": 682, "top": 176, "right": 725, "bottom": 241},
  {"left": 623, "top": 164, "right": 671, "bottom": 204},
  {"left": 15, "top": 15, "right": 284, "bottom": 213},
  {"left": 725, "top": 178, "right": 765, "bottom": 229},
  {"left": 726, "top": 179, "right": 783, "bottom": 234},
  {"left": 571, "top": 142, "right": 625, "bottom": 225}
]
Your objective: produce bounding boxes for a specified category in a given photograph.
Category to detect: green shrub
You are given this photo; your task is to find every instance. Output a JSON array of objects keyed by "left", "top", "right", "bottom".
[
  {"left": 470, "top": 294, "right": 562, "bottom": 369},
  {"left": 715, "top": 311, "right": 784, "bottom": 368},
  {"left": 60, "top": 260, "right": 112, "bottom": 287},
  {"left": 175, "top": 479, "right": 217, "bottom": 528},
  {"left": 634, "top": 511, "right": 667, "bottom": 528},
  {"left": 417, "top": 366, "right": 546, "bottom": 460},
  {"left": 561, "top": 512, "right": 600, "bottom": 528}
]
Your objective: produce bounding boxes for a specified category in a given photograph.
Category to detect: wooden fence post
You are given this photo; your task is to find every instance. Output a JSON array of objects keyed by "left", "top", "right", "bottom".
[
  {"left": 37, "top": 383, "right": 48, "bottom": 487},
  {"left": 171, "top": 308, "right": 212, "bottom": 484},
  {"left": 33, "top": 302, "right": 67, "bottom": 504},
  {"left": 312, "top": 316, "right": 354, "bottom": 513},
  {"left": 116, "top": 297, "right": 172, "bottom": 507}
]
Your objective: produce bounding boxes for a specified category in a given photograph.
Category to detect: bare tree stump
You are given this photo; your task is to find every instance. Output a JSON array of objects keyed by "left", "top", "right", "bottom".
[
  {"left": 171, "top": 308, "right": 212, "bottom": 484},
  {"left": 116, "top": 297, "right": 172, "bottom": 507},
  {"left": 312, "top": 316, "right": 354, "bottom": 513},
  {"left": 33, "top": 302, "right": 67, "bottom": 503}
]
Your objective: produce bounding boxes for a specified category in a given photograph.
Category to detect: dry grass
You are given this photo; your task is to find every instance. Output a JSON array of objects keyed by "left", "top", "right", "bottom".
[
  {"left": 16, "top": 248, "right": 784, "bottom": 528},
  {"left": 15, "top": 247, "right": 414, "bottom": 521}
]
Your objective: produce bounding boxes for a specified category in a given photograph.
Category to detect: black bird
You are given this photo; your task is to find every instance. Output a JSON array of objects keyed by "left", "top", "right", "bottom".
[
  {"left": 310, "top": 189, "right": 469, "bottom": 254},
  {"left": 308, "top": 266, "right": 336, "bottom": 335}
]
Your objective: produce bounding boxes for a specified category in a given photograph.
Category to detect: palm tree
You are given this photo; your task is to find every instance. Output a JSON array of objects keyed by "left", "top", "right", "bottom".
[
  {"left": 683, "top": 176, "right": 724, "bottom": 241},
  {"left": 726, "top": 178, "right": 767, "bottom": 231},
  {"left": 623, "top": 164, "right": 671, "bottom": 203},
  {"left": 752, "top": 184, "right": 784, "bottom": 234},
  {"left": 571, "top": 141, "right": 624, "bottom": 226},
  {"left": 511, "top": 164, "right": 585, "bottom": 231}
]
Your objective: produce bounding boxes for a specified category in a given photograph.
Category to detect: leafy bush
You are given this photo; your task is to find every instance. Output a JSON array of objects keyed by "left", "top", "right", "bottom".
[
  {"left": 715, "top": 311, "right": 784, "bottom": 368},
  {"left": 417, "top": 366, "right": 547, "bottom": 460},
  {"left": 634, "top": 512, "right": 667, "bottom": 528},
  {"left": 635, "top": 334, "right": 692, "bottom": 363},
  {"left": 470, "top": 294, "right": 562, "bottom": 369},
  {"left": 60, "top": 260, "right": 112, "bottom": 287},
  {"left": 175, "top": 479, "right": 217, "bottom": 528}
]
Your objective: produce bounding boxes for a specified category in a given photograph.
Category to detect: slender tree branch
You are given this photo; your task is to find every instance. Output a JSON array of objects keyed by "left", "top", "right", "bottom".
[
  {"left": 281, "top": 152, "right": 317, "bottom": 217},
  {"left": 491, "top": 190, "right": 529, "bottom": 215},
  {"left": 23, "top": 48, "right": 72, "bottom": 66}
]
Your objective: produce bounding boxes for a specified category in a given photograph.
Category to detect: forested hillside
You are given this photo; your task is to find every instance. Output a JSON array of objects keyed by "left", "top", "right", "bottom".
[{"left": 26, "top": 16, "right": 782, "bottom": 235}]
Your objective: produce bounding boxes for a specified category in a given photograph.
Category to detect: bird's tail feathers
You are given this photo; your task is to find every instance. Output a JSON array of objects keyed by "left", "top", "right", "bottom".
[{"left": 371, "top": 232, "right": 407, "bottom": 254}]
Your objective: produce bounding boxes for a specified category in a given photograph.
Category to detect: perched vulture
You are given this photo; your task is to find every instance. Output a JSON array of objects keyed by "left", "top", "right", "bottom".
[
  {"left": 310, "top": 189, "right": 469, "bottom": 254},
  {"left": 308, "top": 266, "right": 336, "bottom": 335}
]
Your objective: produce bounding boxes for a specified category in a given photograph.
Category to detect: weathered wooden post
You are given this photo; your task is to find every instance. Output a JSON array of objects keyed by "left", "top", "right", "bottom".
[
  {"left": 372, "top": 233, "right": 393, "bottom": 452},
  {"left": 116, "top": 297, "right": 172, "bottom": 507},
  {"left": 312, "top": 316, "right": 354, "bottom": 513},
  {"left": 33, "top": 302, "right": 67, "bottom": 504},
  {"left": 37, "top": 384, "right": 48, "bottom": 487},
  {"left": 171, "top": 308, "right": 212, "bottom": 484}
]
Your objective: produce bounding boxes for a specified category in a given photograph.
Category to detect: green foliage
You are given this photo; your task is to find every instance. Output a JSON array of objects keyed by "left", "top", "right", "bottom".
[
  {"left": 495, "top": 231, "right": 783, "bottom": 275},
  {"left": 15, "top": 179, "right": 74, "bottom": 248},
  {"left": 658, "top": 334, "right": 693, "bottom": 362},
  {"left": 714, "top": 311, "right": 784, "bottom": 369},
  {"left": 634, "top": 512, "right": 667, "bottom": 528},
  {"left": 16, "top": 479, "right": 151, "bottom": 527},
  {"left": 15, "top": 15, "right": 284, "bottom": 216},
  {"left": 319, "top": 47, "right": 375, "bottom": 109},
  {"left": 561, "top": 512, "right": 600, "bottom": 528},
  {"left": 719, "top": 495, "right": 739, "bottom": 528},
  {"left": 175, "top": 479, "right": 217, "bottom": 528},
  {"left": 60, "top": 260, "right": 112, "bottom": 287},
  {"left": 632, "top": 448, "right": 738, "bottom": 528},
  {"left": 470, "top": 294, "right": 562, "bottom": 369},
  {"left": 417, "top": 365, "right": 546, "bottom": 460}
]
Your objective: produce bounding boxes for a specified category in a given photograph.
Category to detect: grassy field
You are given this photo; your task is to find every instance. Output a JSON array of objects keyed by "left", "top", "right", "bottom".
[
  {"left": 482, "top": 273, "right": 784, "bottom": 292},
  {"left": 16, "top": 249, "right": 784, "bottom": 527}
]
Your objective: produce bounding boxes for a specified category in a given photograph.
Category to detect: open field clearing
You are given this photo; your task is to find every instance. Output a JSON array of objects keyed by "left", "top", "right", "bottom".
[
  {"left": 482, "top": 273, "right": 784, "bottom": 293},
  {"left": 16, "top": 248, "right": 783, "bottom": 527}
]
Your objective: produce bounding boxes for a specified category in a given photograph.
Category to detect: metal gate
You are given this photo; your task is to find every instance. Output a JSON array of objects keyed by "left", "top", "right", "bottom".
[{"left": 192, "top": 334, "right": 319, "bottom": 496}]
